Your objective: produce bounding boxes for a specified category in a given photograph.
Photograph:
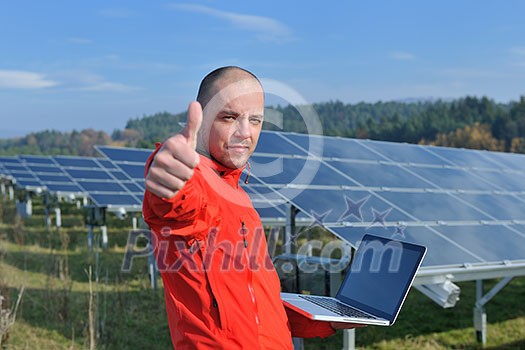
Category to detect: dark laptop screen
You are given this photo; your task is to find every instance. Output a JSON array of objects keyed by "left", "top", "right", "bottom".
[{"left": 337, "top": 234, "right": 426, "bottom": 321}]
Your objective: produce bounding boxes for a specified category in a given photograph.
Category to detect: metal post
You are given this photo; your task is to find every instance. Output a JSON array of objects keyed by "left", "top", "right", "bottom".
[
  {"left": 44, "top": 194, "right": 51, "bottom": 230},
  {"left": 343, "top": 330, "right": 356, "bottom": 350},
  {"left": 8, "top": 186, "right": 14, "bottom": 201},
  {"left": 25, "top": 192, "right": 32, "bottom": 217},
  {"left": 285, "top": 205, "right": 298, "bottom": 255},
  {"left": 132, "top": 216, "right": 138, "bottom": 230},
  {"left": 54, "top": 207, "right": 62, "bottom": 228},
  {"left": 474, "top": 280, "right": 487, "bottom": 346},
  {"left": 474, "top": 276, "right": 514, "bottom": 347},
  {"left": 147, "top": 230, "right": 158, "bottom": 289},
  {"left": 88, "top": 224, "right": 94, "bottom": 251},
  {"left": 101, "top": 225, "right": 108, "bottom": 249},
  {"left": 292, "top": 338, "right": 304, "bottom": 350}
]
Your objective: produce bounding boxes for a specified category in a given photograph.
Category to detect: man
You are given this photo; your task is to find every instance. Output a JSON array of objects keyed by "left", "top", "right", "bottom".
[{"left": 143, "top": 66, "right": 355, "bottom": 349}]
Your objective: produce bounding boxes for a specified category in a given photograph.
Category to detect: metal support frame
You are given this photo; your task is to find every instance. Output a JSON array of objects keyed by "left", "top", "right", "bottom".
[
  {"left": 101, "top": 225, "right": 108, "bottom": 249},
  {"left": 87, "top": 224, "right": 94, "bottom": 251},
  {"left": 54, "top": 207, "right": 62, "bottom": 228},
  {"left": 285, "top": 204, "right": 299, "bottom": 255},
  {"left": 474, "top": 277, "right": 514, "bottom": 347},
  {"left": 8, "top": 185, "right": 14, "bottom": 201},
  {"left": 44, "top": 193, "right": 52, "bottom": 230}
]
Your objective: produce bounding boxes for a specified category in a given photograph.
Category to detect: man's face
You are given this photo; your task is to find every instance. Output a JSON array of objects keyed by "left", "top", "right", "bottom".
[{"left": 198, "top": 77, "right": 264, "bottom": 169}]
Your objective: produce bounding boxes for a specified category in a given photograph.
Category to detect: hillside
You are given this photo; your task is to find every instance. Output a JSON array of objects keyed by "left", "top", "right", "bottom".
[{"left": 1, "top": 96, "right": 524, "bottom": 155}]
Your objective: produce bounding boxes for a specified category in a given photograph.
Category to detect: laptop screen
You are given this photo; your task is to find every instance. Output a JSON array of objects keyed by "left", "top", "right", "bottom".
[{"left": 336, "top": 234, "right": 426, "bottom": 321}]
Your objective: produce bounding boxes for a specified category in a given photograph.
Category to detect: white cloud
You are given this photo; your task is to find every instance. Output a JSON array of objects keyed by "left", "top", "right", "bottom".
[
  {"left": 0, "top": 69, "right": 59, "bottom": 89},
  {"left": 67, "top": 71, "right": 139, "bottom": 92},
  {"left": 169, "top": 3, "right": 293, "bottom": 44},
  {"left": 389, "top": 51, "right": 416, "bottom": 61}
]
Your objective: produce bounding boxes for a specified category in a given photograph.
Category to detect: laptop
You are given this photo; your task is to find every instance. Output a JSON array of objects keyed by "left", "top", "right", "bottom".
[{"left": 281, "top": 234, "right": 426, "bottom": 326}]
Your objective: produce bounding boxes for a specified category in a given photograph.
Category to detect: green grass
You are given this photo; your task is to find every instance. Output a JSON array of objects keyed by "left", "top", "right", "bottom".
[{"left": 1, "top": 197, "right": 524, "bottom": 349}]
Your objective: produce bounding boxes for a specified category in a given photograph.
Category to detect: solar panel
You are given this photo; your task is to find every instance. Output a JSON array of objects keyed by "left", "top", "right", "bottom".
[
  {"left": 246, "top": 131, "right": 525, "bottom": 271},
  {"left": 96, "top": 146, "right": 151, "bottom": 163},
  {"left": 94, "top": 132, "right": 525, "bottom": 274},
  {"left": 54, "top": 156, "right": 100, "bottom": 168},
  {"left": 54, "top": 155, "right": 142, "bottom": 210},
  {"left": 19, "top": 155, "right": 55, "bottom": 165},
  {"left": 0, "top": 157, "right": 44, "bottom": 191}
]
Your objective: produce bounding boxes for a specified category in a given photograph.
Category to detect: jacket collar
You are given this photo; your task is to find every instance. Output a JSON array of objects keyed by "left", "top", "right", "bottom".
[{"left": 199, "top": 154, "right": 247, "bottom": 188}]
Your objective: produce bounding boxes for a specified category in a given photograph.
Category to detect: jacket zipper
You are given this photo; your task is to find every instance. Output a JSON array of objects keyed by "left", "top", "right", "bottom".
[
  {"left": 191, "top": 239, "right": 223, "bottom": 328},
  {"left": 241, "top": 220, "right": 260, "bottom": 325}
]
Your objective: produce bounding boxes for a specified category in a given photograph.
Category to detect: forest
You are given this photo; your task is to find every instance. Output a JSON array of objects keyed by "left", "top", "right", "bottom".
[{"left": 1, "top": 95, "right": 524, "bottom": 155}]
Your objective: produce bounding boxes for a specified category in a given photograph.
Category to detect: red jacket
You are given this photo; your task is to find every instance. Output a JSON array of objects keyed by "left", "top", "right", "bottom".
[{"left": 143, "top": 149, "right": 335, "bottom": 349}]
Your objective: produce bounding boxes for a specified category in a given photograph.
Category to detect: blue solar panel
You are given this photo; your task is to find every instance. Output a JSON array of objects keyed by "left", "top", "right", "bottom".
[
  {"left": 65, "top": 169, "right": 113, "bottom": 180},
  {"left": 359, "top": 140, "right": 448, "bottom": 166},
  {"left": 247, "top": 131, "right": 525, "bottom": 270},
  {"left": 284, "top": 133, "right": 383, "bottom": 161},
  {"left": 0, "top": 156, "right": 21, "bottom": 164},
  {"left": 89, "top": 193, "right": 141, "bottom": 207},
  {"left": 46, "top": 183, "right": 84, "bottom": 193},
  {"left": 472, "top": 169, "right": 525, "bottom": 192},
  {"left": 4, "top": 164, "right": 27, "bottom": 172},
  {"left": 16, "top": 179, "right": 42, "bottom": 188},
  {"left": 50, "top": 155, "right": 143, "bottom": 209},
  {"left": 254, "top": 132, "right": 308, "bottom": 156},
  {"left": 425, "top": 146, "right": 503, "bottom": 169},
  {"left": 37, "top": 174, "right": 71, "bottom": 183},
  {"left": 331, "top": 226, "right": 479, "bottom": 267},
  {"left": 27, "top": 165, "right": 64, "bottom": 174},
  {"left": 96, "top": 146, "right": 151, "bottom": 163},
  {"left": 19, "top": 155, "right": 55, "bottom": 165},
  {"left": 122, "top": 182, "right": 143, "bottom": 193},
  {"left": 251, "top": 156, "right": 352, "bottom": 186},
  {"left": 108, "top": 171, "right": 130, "bottom": 181},
  {"left": 457, "top": 193, "right": 525, "bottom": 220},
  {"left": 480, "top": 151, "right": 525, "bottom": 171},
  {"left": 116, "top": 164, "right": 145, "bottom": 180},
  {"left": 436, "top": 225, "right": 525, "bottom": 262},
  {"left": 98, "top": 159, "right": 118, "bottom": 169},
  {"left": 327, "top": 161, "right": 430, "bottom": 189},
  {"left": 54, "top": 156, "right": 100, "bottom": 168},
  {"left": 406, "top": 166, "right": 498, "bottom": 191},
  {"left": 76, "top": 181, "right": 127, "bottom": 192}
]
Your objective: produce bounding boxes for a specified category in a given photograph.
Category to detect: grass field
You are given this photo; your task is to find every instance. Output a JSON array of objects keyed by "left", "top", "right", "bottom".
[{"left": 0, "top": 196, "right": 524, "bottom": 349}]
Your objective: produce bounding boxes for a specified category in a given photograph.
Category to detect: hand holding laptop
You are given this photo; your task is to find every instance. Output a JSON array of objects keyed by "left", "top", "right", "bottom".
[{"left": 281, "top": 234, "right": 426, "bottom": 326}]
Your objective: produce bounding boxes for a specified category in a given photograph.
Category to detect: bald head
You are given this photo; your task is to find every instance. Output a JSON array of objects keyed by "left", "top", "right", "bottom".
[{"left": 196, "top": 66, "right": 263, "bottom": 109}]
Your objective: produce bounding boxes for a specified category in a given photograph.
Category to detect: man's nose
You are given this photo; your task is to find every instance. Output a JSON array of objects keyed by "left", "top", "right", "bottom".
[{"left": 235, "top": 119, "right": 251, "bottom": 139}]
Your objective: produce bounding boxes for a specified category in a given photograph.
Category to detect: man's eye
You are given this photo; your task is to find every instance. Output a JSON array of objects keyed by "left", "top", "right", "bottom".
[
  {"left": 250, "top": 118, "right": 262, "bottom": 125},
  {"left": 223, "top": 115, "right": 235, "bottom": 121}
]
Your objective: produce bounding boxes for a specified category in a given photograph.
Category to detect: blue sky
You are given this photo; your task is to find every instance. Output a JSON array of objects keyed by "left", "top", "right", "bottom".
[{"left": 1, "top": 1, "right": 525, "bottom": 138}]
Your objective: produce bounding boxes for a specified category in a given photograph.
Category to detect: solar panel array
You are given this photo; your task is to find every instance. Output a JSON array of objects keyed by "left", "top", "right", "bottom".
[
  {"left": 248, "top": 131, "right": 525, "bottom": 268},
  {"left": 2, "top": 131, "right": 525, "bottom": 271},
  {"left": 0, "top": 154, "right": 143, "bottom": 212}
]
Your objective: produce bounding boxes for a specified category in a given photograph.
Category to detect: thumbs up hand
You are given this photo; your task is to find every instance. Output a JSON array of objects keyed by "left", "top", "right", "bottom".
[{"left": 145, "top": 101, "right": 203, "bottom": 198}]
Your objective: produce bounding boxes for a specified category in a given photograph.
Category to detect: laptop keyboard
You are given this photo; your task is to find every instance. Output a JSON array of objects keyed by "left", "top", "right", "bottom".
[{"left": 299, "top": 295, "right": 377, "bottom": 319}]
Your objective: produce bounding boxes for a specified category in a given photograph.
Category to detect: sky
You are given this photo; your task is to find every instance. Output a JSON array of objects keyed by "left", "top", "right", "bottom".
[{"left": 1, "top": 0, "right": 525, "bottom": 138}]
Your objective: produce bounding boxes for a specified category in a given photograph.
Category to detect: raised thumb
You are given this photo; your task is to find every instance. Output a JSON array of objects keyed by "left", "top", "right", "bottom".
[{"left": 182, "top": 101, "right": 203, "bottom": 149}]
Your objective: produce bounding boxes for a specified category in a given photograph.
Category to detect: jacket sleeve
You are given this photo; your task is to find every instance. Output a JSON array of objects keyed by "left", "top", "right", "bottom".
[
  {"left": 285, "top": 306, "right": 336, "bottom": 339},
  {"left": 142, "top": 143, "right": 206, "bottom": 237}
]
